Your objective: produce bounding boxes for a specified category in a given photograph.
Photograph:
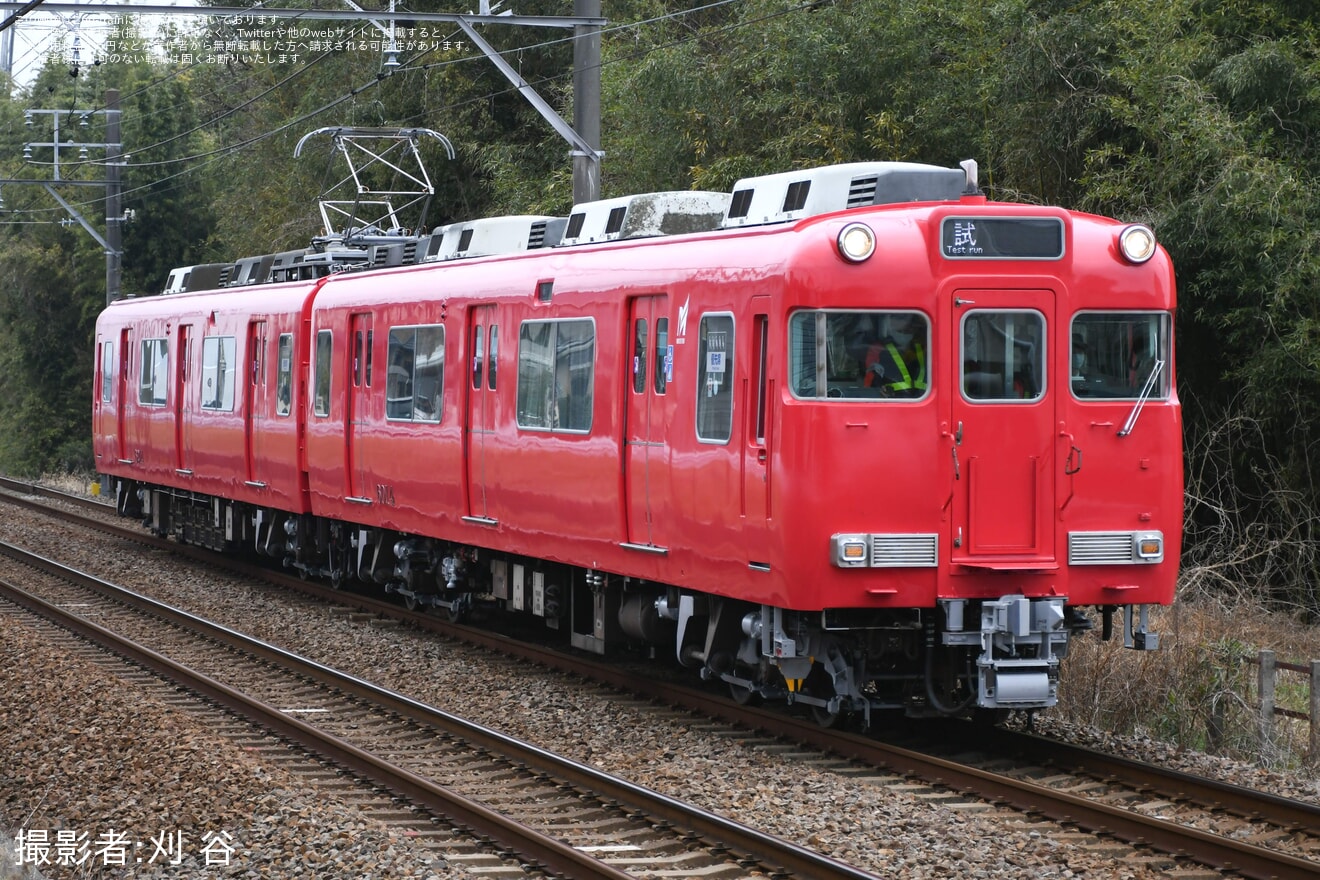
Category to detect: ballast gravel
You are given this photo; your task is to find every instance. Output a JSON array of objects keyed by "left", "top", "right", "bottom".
[{"left": 2, "top": 497, "right": 1317, "bottom": 879}]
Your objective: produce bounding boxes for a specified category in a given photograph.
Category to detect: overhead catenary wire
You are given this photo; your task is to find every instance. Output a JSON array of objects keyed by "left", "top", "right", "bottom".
[{"left": 4, "top": 0, "right": 812, "bottom": 219}]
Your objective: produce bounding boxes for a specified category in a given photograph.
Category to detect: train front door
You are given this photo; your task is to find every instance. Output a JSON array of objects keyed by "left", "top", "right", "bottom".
[
  {"left": 949, "top": 290, "right": 1057, "bottom": 568},
  {"left": 623, "top": 295, "right": 670, "bottom": 548},
  {"left": 346, "top": 312, "right": 373, "bottom": 503},
  {"left": 465, "top": 305, "right": 498, "bottom": 523}
]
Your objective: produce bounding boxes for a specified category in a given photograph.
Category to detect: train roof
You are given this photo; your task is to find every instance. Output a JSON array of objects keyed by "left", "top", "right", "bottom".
[{"left": 152, "top": 160, "right": 982, "bottom": 296}]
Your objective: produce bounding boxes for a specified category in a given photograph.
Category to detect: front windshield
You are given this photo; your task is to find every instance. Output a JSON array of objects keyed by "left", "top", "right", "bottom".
[
  {"left": 789, "top": 309, "right": 930, "bottom": 400},
  {"left": 1070, "top": 312, "right": 1171, "bottom": 400}
]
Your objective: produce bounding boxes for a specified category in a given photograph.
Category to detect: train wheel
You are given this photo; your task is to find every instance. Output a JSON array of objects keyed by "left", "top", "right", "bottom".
[
  {"left": 447, "top": 594, "right": 471, "bottom": 623},
  {"left": 402, "top": 592, "right": 419, "bottom": 612},
  {"left": 728, "top": 663, "right": 762, "bottom": 706}
]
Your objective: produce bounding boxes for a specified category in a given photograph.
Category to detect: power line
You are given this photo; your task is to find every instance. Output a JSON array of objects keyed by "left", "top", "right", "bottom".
[
  {"left": 5, "top": 0, "right": 810, "bottom": 220},
  {"left": 0, "top": 0, "right": 49, "bottom": 36}
]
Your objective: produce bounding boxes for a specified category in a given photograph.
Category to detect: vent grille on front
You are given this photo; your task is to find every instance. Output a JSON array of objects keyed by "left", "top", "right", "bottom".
[
  {"left": 728, "top": 188, "right": 753, "bottom": 219},
  {"left": 847, "top": 175, "right": 878, "bottom": 208},
  {"left": 871, "top": 534, "right": 939, "bottom": 568},
  {"left": 1068, "top": 532, "right": 1134, "bottom": 565}
]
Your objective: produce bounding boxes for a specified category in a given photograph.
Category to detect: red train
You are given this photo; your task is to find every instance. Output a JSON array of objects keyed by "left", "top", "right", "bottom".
[{"left": 93, "top": 160, "right": 1181, "bottom": 724}]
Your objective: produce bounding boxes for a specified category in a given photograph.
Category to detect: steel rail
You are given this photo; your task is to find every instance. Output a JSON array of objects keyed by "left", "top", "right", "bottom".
[
  {"left": 5, "top": 485, "right": 1317, "bottom": 878},
  {"left": 975, "top": 726, "right": 1320, "bottom": 832},
  {"left": 0, "top": 575, "right": 634, "bottom": 880},
  {"left": 0, "top": 540, "right": 882, "bottom": 880}
]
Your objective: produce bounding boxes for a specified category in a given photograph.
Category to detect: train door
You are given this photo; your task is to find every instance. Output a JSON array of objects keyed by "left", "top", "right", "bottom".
[
  {"left": 949, "top": 290, "right": 1057, "bottom": 568},
  {"left": 465, "top": 305, "right": 498, "bottom": 523},
  {"left": 116, "top": 328, "right": 132, "bottom": 464},
  {"left": 346, "top": 312, "right": 373, "bottom": 503},
  {"left": 94, "top": 337, "right": 113, "bottom": 458},
  {"left": 245, "top": 320, "right": 268, "bottom": 487},
  {"left": 175, "top": 324, "right": 194, "bottom": 475},
  {"left": 741, "top": 297, "right": 772, "bottom": 563},
  {"left": 623, "top": 295, "right": 670, "bottom": 548}
]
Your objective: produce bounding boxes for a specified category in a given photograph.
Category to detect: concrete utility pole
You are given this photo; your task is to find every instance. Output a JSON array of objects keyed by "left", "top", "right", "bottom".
[
  {"left": 12, "top": 91, "right": 125, "bottom": 305},
  {"left": 572, "top": 0, "right": 602, "bottom": 205},
  {"left": 105, "top": 88, "right": 122, "bottom": 305}
]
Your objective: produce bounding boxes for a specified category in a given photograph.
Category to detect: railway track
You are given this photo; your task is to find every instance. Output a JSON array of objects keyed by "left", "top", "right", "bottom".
[
  {"left": 0, "top": 537, "right": 879, "bottom": 880},
  {"left": 3, "top": 478, "right": 1319, "bottom": 879}
]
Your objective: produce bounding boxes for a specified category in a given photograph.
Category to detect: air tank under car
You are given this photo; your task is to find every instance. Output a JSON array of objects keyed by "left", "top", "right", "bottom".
[{"left": 92, "top": 158, "right": 1180, "bottom": 724}]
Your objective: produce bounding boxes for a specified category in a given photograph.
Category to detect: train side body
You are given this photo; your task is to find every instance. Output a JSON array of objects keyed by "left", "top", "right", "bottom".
[{"left": 94, "top": 161, "right": 1182, "bottom": 720}]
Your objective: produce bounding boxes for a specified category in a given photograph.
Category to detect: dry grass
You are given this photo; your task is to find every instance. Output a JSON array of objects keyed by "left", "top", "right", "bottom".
[
  {"left": 35, "top": 472, "right": 98, "bottom": 497},
  {"left": 1057, "top": 588, "right": 1320, "bottom": 768}
]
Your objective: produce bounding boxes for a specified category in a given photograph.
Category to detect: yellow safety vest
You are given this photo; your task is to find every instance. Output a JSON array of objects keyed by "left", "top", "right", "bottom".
[{"left": 884, "top": 342, "right": 927, "bottom": 392}]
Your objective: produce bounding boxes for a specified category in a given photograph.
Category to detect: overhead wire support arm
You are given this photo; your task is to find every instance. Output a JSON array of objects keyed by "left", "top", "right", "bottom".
[
  {"left": 454, "top": 17, "right": 603, "bottom": 180},
  {"left": 42, "top": 183, "right": 113, "bottom": 252}
]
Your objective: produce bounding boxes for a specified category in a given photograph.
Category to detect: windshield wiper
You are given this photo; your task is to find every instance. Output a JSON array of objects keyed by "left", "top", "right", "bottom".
[{"left": 1118, "top": 359, "right": 1165, "bottom": 437}]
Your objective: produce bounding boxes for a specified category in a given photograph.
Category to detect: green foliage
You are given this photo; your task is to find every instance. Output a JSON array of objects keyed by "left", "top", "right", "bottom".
[{"left": 1152, "top": 638, "right": 1256, "bottom": 756}]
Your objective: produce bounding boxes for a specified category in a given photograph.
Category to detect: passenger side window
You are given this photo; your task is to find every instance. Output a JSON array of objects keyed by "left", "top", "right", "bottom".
[
  {"left": 313, "top": 330, "right": 332, "bottom": 417},
  {"left": 100, "top": 342, "right": 114, "bottom": 403},
  {"left": 200, "top": 336, "right": 237, "bottom": 411},
  {"left": 696, "top": 314, "right": 734, "bottom": 442},
  {"left": 516, "top": 319, "right": 595, "bottom": 433},
  {"left": 387, "top": 325, "right": 445, "bottom": 423},
  {"left": 138, "top": 338, "right": 168, "bottom": 406},
  {"left": 276, "top": 334, "right": 293, "bottom": 416}
]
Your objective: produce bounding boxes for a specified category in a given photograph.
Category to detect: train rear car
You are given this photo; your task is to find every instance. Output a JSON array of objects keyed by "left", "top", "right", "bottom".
[{"left": 93, "top": 282, "right": 318, "bottom": 550}]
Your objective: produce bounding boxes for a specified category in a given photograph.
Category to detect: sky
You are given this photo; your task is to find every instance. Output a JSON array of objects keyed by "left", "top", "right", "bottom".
[{"left": 3, "top": 1, "right": 205, "bottom": 91}]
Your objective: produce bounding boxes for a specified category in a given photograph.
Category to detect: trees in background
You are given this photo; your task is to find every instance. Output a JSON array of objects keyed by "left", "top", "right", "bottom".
[{"left": 1, "top": 0, "right": 1317, "bottom": 611}]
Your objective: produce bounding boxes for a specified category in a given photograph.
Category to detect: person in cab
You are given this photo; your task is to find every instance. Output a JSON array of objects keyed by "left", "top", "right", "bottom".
[{"left": 864, "top": 312, "right": 927, "bottom": 397}]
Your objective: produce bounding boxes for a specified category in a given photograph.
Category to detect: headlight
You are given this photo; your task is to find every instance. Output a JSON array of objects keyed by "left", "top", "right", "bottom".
[
  {"left": 837, "top": 223, "right": 876, "bottom": 263},
  {"left": 1118, "top": 224, "right": 1157, "bottom": 264}
]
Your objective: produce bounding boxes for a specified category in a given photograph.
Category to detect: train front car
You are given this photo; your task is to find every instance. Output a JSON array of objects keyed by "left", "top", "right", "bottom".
[{"left": 712, "top": 163, "right": 1181, "bottom": 723}]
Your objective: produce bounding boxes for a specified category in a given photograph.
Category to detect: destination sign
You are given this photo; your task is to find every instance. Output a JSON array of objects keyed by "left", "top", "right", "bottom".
[{"left": 940, "top": 217, "right": 1065, "bottom": 260}]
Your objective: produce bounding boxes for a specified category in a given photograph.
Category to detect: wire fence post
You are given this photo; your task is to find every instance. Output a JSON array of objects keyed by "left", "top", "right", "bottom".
[
  {"left": 1311, "top": 660, "right": 1319, "bottom": 766},
  {"left": 1258, "top": 649, "right": 1275, "bottom": 749}
]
